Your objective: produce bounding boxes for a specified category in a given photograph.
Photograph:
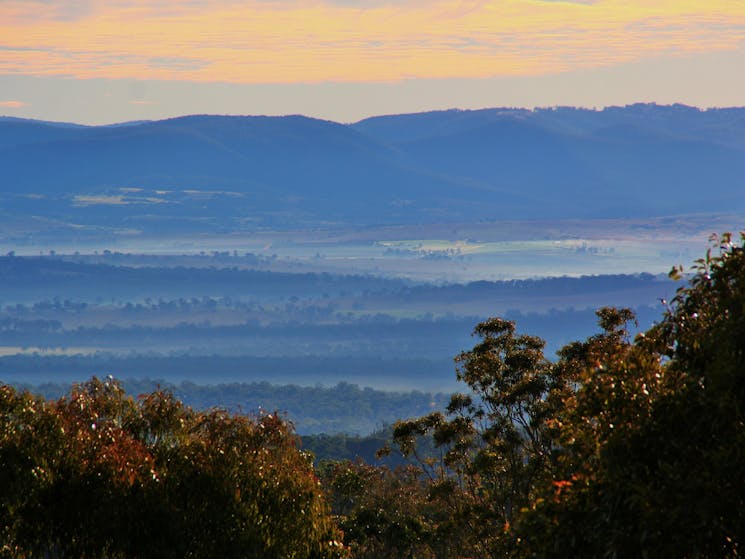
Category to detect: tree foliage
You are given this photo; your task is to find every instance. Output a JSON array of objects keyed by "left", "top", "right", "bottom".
[
  {"left": 0, "top": 377, "right": 347, "bottom": 559},
  {"left": 321, "top": 461, "right": 434, "bottom": 559},
  {"left": 516, "top": 232, "right": 745, "bottom": 557},
  {"left": 335, "top": 232, "right": 745, "bottom": 558}
]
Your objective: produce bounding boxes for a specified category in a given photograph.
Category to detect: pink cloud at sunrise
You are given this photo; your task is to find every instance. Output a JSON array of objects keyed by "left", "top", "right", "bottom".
[{"left": 0, "top": 99, "right": 29, "bottom": 108}]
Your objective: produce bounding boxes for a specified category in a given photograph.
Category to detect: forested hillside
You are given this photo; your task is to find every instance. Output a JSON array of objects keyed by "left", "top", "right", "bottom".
[{"left": 2, "top": 105, "right": 745, "bottom": 237}]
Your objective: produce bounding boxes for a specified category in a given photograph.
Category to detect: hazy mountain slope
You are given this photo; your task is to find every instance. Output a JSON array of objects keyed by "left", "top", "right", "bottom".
[
  {"left": 354, "top": 104, "right": 745, "bottom": 218},
  {"left": 353, "top": 104, "right": 745, "bottom": 147},
  {"left": 2, "top": 105, "right": 745, "bottom": 229},
  {"left": 2, "top": 115, "right": 397, "bottom": 193},
  {"left": 0, "top": 119, "right": 91, "bottom": 150},
  {"left": 575, "top": 125, "right": 745, "bottom": 215},
  {"left": 394, "top": 116, "right": 605, "bottom": 216},
  {"left": 351, "top": 108, "right": 535, "bottom": 144},
  {"left": 1, "top": 114, "right": 483, "bottom": 224}
]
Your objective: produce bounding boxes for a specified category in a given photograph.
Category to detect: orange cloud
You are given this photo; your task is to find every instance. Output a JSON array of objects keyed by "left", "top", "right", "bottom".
[
  {"left": 0, "top": 100, "right": 29, "bottom": 108},
  {"left": 0, "top": 0, "right": 743, "bottom": 83}
]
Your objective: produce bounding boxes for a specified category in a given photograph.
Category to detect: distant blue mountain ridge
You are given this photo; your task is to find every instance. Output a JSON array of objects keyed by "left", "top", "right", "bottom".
[{"left": 2, "top": 104, "right": 744, "bottom": 229}]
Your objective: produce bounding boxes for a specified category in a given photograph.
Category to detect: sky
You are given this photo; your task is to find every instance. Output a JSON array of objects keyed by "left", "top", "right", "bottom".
[{"left": 1, "top": 0, "right": 744, "bottom": 124}]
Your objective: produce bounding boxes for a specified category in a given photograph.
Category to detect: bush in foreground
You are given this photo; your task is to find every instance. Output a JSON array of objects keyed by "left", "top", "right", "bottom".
[{"left": 0, "top": 377, "right": 347, "bottom": 559}]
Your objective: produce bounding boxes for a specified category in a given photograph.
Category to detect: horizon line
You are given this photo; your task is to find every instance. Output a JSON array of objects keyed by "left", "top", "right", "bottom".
[{"left": 3, "top": 101, "right": 745, "bottom": 128}]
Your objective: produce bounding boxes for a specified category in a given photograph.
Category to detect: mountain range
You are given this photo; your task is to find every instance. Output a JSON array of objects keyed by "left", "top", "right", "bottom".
[{"left": 2, "top": 104, "right": 744, "bottom": 233}]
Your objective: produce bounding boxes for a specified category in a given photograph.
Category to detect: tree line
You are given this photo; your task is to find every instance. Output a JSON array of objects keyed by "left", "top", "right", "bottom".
[{"left": 17, "top": 380, "right": 452, "bottom": 436}]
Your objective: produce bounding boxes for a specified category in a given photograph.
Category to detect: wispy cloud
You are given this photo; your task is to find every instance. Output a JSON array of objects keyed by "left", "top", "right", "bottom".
[
  {"left": 532, "top": 0, "right": 598, "bottom": 4},
  {"left": 0, "top": 100, "right": 29, "bottom": 108},
  {"left": 0, "top": 0, "right": 744, "bottom": 83}
]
